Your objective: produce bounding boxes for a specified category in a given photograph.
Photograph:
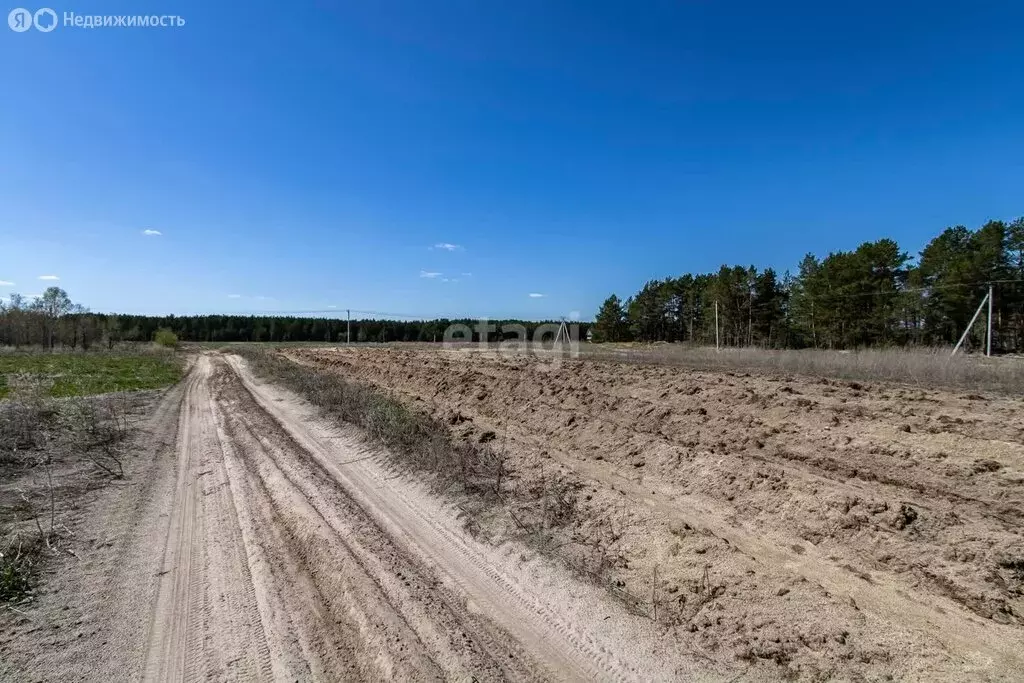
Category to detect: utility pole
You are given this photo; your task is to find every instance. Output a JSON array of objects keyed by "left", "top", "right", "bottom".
[
  {"left": 952, "top": 289, "right": 991, "bottom": 356},
  {"left": 347, "top": 309, "right": 351, "bottom": 345},
  {"left": 987, "top": 284, "right": 993, "bottom": 357},
  {"left": 715, "top": 300, "right": 720, "bottom": 351}
]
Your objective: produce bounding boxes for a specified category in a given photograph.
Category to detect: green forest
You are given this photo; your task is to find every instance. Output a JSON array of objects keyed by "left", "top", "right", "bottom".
[
  {"left": 593, "top": 218, "right": 1024, "bottom": 352},
  {"left": 0, "top": 288, "right": 579, "bottom": 347}
]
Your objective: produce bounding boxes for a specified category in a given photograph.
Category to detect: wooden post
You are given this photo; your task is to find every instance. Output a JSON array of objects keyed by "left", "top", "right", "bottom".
[
  {"left": 987, "top": 284, "right": 993, "bottom": 357},
  {"left": 715, "top": 300, "right": 720, "bottom": 351}
]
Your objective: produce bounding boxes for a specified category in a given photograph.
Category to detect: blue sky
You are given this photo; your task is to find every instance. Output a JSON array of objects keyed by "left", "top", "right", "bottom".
[{"left": 2, "top": 1, "right": 1022, "bottom": 319}]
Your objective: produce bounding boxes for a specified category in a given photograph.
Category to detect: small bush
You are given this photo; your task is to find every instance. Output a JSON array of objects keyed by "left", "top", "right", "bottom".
[
  {"left": 153, "top": 329, "right": 178, "bottom": 348},
  {"left": 0, "top": 535, "right": 42, "bottom": 604}
]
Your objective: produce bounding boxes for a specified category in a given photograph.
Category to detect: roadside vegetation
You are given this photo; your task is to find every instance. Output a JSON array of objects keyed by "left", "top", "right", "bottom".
[
  {"left": 236, "top": 347, "right": 512, "bottom": 499},
  {"left": 0, "top": 374, "right": 175, "bottom": 604},
  {"left": 0, "top": 338, "right": 183, "bottom": 605},
  {"left": 235, "top": 347, "right": 586, "bottom": 549}
]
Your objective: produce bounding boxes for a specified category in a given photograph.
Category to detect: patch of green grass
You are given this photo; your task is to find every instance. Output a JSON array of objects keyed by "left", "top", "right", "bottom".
[{"left": 0, "top": 352, "right": 182, "bottom": 398}]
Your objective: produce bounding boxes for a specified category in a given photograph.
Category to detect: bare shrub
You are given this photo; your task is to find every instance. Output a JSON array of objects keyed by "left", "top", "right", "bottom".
[
  {"left": 1, "top": 387, "right": 140, "bottom": 604},
  {"left": 59, "top": 395, "right": 133, "bottom": 478},
  {"left": 0, "top": 377, "right": 57, "bottom": 463},
  {"left": 0, "top": 533, "right": 43, "bottom": 603}
]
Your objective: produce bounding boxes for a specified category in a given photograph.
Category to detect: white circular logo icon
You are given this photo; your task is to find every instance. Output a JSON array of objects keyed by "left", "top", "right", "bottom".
[
  {"left": 33, "top": 7, "right": 57, "bottom": 32},
  {"left": 8, "top": 7, "right": 32, "bottom": 31}
]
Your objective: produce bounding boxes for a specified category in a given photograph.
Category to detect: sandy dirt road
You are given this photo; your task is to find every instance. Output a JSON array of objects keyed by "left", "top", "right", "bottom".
[{"left": 1, "top": 353, "right": 721, "bottom": 681}]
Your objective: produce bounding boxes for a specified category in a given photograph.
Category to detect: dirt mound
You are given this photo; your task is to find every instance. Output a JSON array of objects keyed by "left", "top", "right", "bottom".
[{"left": 288, "top": 346, "right": 1024, "bottom": 681}]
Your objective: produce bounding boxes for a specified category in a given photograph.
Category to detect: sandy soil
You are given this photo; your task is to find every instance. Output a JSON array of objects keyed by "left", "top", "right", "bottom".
[
  {"left": 1, "top": 354, "right": 725, "bottom": 681},
  {"left": 286, "top": 346, "right": 1024, "bottom": 681}
]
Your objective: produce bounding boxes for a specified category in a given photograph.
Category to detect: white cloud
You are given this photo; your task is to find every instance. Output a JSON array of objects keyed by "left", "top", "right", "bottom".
[
  {"left": 327, "top": 305, "right": 338, "bottom": 309},
  {"left": 420, "top": 270, "right": 442, "bottom": 279},
  {"left": 528, "top": 293, "right": 545, "bottom": 298},
  {"left": 442, "top": 278, "right": 460, "bottom": 283},
  {"left": 432, "top": 243, "right": 462, "bottom": 252},
  {"left": 461, "top": 272, "right": 473, "bottom": 277},
  {"left": 227, "top": 294, "right": 242, "bottom": 299},
  {"left": 0, "top": 280, "right": 14, "bottom": 287},
  {"left": 38, "top": 275, "right": 59, "bottom": 281},
  {"left": 142, "top": 229, "right": 162, "bottom": 236},
  {"left": 254, "top": 295, "right": 275, "bottom": 301}
]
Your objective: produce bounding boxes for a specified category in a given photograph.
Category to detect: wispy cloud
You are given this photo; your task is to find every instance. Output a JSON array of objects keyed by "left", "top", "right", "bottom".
[
  {"left": 327, "top": 305, "right": 338, "bottom": 309},
  {"left": 227, "top": 294, "right": 242, "bottom": 299},
  {"left": 38, "top": 275, "right": 59, "bottom": 281},
  {"left": 431, "top": 243, "right": 462, "bottom": 252},
  {"left": 461, "top": 272, "right": 473, "bottom": 277},
  {"left": 254, "top": 295, "right": 275, "bottom": 301},
  {"left": 420, "top": 270, "right": 442, "bottom": 279},
  {"left": 0, "top": 280, "right": 14, "bottom": 287},
  {"left": 528, "top": 293, "right": 545, "bottom": 298},
  {"left": 142, "top": 229, "right": 162, "bottom": 236},
  {"left": 441, "top": 278, "right": 460, "bottom": 283}
]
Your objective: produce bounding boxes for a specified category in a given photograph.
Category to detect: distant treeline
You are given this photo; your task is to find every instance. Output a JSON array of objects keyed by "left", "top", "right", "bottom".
[
  {"left": 593, "top": 218, "right": 1024, "bottom": 352},
  {"left": 0, "top": 291, "right": 590, "bottom": 348},
  {"left": 5, "top": 216, "right": 1021, "bottom": 353}
]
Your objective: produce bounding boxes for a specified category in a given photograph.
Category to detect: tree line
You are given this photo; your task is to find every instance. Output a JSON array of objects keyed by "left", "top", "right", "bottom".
[
  {"left": 592, "top": 218, "right": 1024, "bottom": 352},
  {"left": 0, "top": 290, "right": 589, "bottom": 348}
]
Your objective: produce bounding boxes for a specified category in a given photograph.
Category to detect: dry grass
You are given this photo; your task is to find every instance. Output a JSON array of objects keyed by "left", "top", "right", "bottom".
[
  {"left": 574, "top": 344, "right": 1024, "bottom": 393},
  {"left": 235, "top": 347, "right": 510, "bottom": 498}
]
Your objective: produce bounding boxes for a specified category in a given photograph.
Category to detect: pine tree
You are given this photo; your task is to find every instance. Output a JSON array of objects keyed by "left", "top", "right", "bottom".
[{"left": 593, "top": 295, "right": 628, "bottom": 342}]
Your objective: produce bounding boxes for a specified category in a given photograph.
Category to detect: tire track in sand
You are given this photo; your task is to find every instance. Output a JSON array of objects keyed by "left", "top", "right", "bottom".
[{"left": 142, "top": 356, "right": 273, "bottom": 682}]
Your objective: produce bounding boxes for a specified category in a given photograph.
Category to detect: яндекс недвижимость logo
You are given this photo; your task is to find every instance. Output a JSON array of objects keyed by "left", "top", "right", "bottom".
[
  {"left": 8, "top": 7, "right": 57, "bottom": 31},
  {"left": 7, "top": 8, "right": 184, "bottom": 31}
]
